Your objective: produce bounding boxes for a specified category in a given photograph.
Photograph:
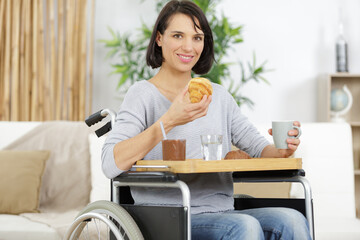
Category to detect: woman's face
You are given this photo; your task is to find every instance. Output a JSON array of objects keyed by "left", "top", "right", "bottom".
[{"left": 156, "top": 13, "right": 204, "bottom": 74}]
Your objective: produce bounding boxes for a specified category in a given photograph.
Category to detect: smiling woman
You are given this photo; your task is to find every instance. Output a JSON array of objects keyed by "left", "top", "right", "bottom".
[
  {"left": 144, "top": 0, "right": 214, "bottom": 102},
  {"left": 101, "top": 1, "right": 311, "bottom": 240},
  {"left": 146, "top": 1, "right": 214, "bottom": 76},
  {"left": 99, "top": 0, "right": 270, "bottom": 110},
  {"left": 154, "top": 13, "right": 204, "bottom": 75}
]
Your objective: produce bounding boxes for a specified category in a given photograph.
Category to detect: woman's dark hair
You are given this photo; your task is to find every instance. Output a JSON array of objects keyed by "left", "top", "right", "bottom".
[{"left": 146, "top": 0, "right": 214, "bottom": 75}]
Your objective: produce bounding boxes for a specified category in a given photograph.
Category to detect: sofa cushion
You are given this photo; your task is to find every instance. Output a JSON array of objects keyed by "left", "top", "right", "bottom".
[
  {"left": 0, "top": 214, "right": 61, "bottom": 240},
  {"left": 0, "top": 122, "right": 41, "bottom": 149},
  {"left": 20, "top": 210, "right": 79, "bottom": 239},
  {"left": 4, "top": 121, "right": 93, "bottom": 212},
  {"left": 0, "top": 150, "right": 49, "bottom": 214},
  {"left": 291, "top": 122, "right": 356, "bottom": 218}
]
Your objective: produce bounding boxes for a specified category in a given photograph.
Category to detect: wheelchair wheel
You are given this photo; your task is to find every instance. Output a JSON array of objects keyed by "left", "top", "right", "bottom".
[{"left": 64, "top": 200, "right": 144, "bottom": 240}]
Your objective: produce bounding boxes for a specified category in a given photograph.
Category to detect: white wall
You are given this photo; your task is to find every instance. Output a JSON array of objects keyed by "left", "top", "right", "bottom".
[{"left": 93, "top": 0, "right": 360, "bottom": 124}]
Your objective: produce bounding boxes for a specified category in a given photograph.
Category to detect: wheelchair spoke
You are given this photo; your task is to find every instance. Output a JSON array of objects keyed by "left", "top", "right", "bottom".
[
  {"left": 93, "top": 218, "right": 100, "bottom": 239},
  {"left": 85, "top": 223, "right": 89, "bottom": 240}
]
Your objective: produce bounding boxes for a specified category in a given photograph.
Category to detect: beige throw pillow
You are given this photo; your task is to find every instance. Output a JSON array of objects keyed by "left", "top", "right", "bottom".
[{"left": 0, "top": 150, "right": 49, "bottom": 214}]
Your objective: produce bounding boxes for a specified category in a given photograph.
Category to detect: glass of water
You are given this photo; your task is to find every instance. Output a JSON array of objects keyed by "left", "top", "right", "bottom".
[{"left": 200, "top": 134, "right": 223, "bottom": 161}]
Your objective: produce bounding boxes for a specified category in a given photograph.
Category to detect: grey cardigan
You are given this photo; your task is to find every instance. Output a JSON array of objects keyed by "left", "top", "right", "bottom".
[{"left": 102, "top": 80, "right": 269, "bottom": 214}]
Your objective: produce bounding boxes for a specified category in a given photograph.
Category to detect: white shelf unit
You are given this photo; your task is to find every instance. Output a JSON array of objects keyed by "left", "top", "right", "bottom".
[{"left": 318, "top": 73, "right": 360, "bottom": 217}]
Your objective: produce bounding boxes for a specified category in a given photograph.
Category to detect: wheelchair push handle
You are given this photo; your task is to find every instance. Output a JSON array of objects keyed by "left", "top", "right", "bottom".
[
  {"left": 85, "top": 108, "right": 117, "bottom": 137},
  {"left": 85, "top": 109, "right": 106, "bottom": 127}
]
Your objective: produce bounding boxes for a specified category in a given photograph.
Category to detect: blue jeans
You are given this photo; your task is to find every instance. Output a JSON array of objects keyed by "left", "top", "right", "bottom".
[{"left": 191, "top": 207, "right": 311, "bottom": 240}]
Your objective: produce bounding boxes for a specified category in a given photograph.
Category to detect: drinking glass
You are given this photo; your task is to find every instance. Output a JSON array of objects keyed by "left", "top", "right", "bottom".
[{"left": 200, "top": 135, "right": 223, "bottom": 161}]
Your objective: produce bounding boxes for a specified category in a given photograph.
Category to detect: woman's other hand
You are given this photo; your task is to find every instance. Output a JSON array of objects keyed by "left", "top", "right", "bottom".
[{"left": 265, "top": 121, "right": 301, "bottom": 158}]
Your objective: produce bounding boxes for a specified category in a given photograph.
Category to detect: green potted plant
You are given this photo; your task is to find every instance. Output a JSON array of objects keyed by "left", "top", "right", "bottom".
[{"left": 100, "top": 0, "right": 270, "bottom": 108}]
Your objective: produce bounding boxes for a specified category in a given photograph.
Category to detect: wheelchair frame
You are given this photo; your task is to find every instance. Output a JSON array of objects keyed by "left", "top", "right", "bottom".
[
  {"left": 112, "top": 169, "right": 314, "bottom": 240},
  {"left": 65, "top": 108, "right": 315, "bottom": 240}
]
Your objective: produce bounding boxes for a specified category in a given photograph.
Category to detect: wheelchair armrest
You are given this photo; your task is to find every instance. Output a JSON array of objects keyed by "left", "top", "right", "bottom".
[
  {"left": 113, "top": 171, "right": 178, "bottom": 183},
  {"left": 232, "top": 169, "right": 305, "bottom": 180}
]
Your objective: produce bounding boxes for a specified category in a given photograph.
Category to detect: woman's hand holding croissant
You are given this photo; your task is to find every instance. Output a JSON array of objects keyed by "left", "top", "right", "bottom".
[{"left": 164, "top": 85, "right": 212, "bottom": 128}]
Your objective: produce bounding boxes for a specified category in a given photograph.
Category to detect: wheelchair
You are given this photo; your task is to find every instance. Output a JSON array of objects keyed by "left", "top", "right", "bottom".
[{"left": 64, "top": 109, "right": 315, "bottom": 240}]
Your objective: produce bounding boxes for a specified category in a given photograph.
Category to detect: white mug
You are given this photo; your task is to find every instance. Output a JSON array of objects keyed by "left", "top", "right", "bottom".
[{"left": 272, "top": 121, "right": 301, "bottom": 149}]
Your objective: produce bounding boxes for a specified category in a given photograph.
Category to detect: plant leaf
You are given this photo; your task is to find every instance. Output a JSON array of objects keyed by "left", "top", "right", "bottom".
[{"left": 117, "top": 74, "right": 129, "bottom": 89}]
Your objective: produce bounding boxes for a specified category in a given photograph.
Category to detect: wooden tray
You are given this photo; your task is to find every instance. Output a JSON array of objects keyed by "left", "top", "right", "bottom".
[{"left": 135, "top": 158, "right": 302, "bottom": 174}]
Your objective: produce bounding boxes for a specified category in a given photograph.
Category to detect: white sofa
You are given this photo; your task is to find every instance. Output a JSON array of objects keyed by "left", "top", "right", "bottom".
[
  {"left": 293, "top": 123, "right": 360, "bottom": 240},
  {"left": 0, "top": 121, "right": 359, "bottom": 239},
  {"left": 0, "top": 121, "right": 110, "bottom": 240}
]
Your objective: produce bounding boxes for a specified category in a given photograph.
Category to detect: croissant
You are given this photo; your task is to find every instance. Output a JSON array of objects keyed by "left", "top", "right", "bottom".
[
  {"left": 224, "top": 150, "right": 252, "bottom": 160},
  {"left": 188, "top": 77, "right": 213, "bottom": 103}
]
